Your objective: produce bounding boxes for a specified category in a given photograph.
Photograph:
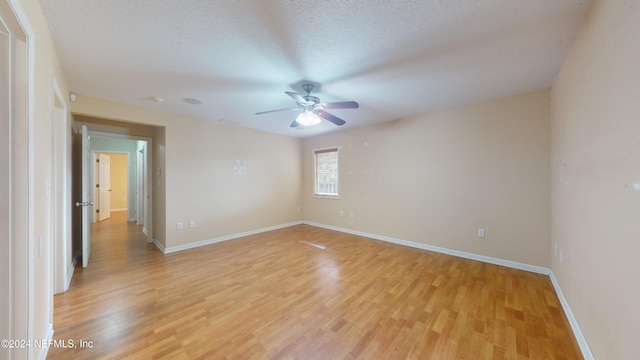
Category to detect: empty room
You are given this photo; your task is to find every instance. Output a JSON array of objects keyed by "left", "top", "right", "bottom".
[{"left": 2, "top": 0, "right": 639, "bottom": 359}]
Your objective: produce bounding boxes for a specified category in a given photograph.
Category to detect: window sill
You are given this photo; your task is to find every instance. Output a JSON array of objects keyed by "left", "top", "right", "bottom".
[{"left": 313, "top": 194, "right": 340, "bottom": 200}]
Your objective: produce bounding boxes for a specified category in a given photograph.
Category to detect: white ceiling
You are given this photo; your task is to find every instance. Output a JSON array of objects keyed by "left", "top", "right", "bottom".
[{"left": 40, "top": 0, "right": 594, "bottom": 138}]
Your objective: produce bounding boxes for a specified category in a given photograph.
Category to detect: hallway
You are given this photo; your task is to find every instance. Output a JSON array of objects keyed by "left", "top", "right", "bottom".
[
  {"left": 76, "top": 211, "right": 151, "bottom": 282},
  {"left": 49, "top": 210, "right": 157, "bottom": 358}
]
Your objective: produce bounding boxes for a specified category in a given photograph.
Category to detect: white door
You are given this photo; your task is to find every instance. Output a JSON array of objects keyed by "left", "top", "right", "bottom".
[
  {"left": 78, "top": 125, "right": 92, "bottom": 268},
  {"left": 98, "top": 153, "right": 111, "bottom": 221}
]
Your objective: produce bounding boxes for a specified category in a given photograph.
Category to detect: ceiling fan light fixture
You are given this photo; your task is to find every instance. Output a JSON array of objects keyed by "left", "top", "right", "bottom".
[
  {"left": 295, "top": 111, "right": 321, "bottom": 126},
  {"left": 256, "top": 82, "right": 356, "bottom": 128}
]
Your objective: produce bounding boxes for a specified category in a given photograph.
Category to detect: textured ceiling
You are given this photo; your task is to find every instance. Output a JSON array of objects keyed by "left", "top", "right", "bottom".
[{"left": 40, "top": 0, "right": 594, "bottom": 138}]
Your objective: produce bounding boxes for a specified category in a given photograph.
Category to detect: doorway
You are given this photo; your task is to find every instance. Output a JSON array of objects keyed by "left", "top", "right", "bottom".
[
  {"left": 92, "top": 152, "right": 130, "bottom": 223},
  {"left": 73, "top": 130, "right": 153, "bottom": 268},
  {"left": 91, "top": 151, "right": 134, "bottom": 235}
]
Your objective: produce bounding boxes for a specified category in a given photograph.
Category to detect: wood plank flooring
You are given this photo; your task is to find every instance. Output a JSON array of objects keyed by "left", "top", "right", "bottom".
[{"left": 48, "top": 212, "right": 582, "bottom": 359}]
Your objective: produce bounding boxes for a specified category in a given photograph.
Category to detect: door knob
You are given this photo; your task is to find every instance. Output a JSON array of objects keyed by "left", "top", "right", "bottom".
[{"left": 75, "top": 201, "right": 94, "bottom": 207}]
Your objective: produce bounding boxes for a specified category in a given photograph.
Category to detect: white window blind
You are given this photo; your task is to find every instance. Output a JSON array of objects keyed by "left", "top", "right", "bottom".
[{"left": 314, "top": 147, "right": 339, "bottom": 197}]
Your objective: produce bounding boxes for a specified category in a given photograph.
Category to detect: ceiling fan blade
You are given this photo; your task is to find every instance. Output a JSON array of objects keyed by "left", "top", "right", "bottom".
[
  {"left": 285, "top": 91, "right": 306, "bottom": 104},
  {"left": 322, "top": 101, "right": 359, "bottom": 109},
  {"left": 318, "top": 110, "right": 346, "bottom": 126},
  {"left": 255, "top": 108, "right": 299, "bottom": 115}
]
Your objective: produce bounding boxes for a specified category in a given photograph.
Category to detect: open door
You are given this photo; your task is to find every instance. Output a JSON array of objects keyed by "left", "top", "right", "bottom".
[{"left": 74, "top": 125, "right": 92, "bottom": 268}]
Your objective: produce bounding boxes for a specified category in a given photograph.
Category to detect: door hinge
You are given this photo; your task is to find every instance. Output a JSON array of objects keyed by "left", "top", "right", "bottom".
[{"left": 96, "top": 209, "right": 100, "bottom": 213}]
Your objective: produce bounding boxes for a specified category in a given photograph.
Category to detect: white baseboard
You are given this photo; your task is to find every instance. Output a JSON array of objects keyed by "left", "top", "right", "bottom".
[
  {"left": 143, "top": 227, "right": 152, "bottom": 243},
  {"left": 65, "top": 263, "right": 75, "bottom": 291},
  {"left": 111, "top": 208, "right": 127, "bottom": 212},
  {"left": 162, "top": 221, "right": 303, "bottom": 254},
  {"left": 303, "top": 221, "right": 550, "bottom": 275},
  {"left": 159, "top": 219, "right": 548, "bottom": 274},
  {"left": 304, "top": 221, "right": 593, "bottom": 359},
  {"left": 153, "top": 238, "right": 166, "bottom": 253},
  {"left": 37, "top": 322, "right": 54, "bottom": 360},
  {"left": 549, "top": 271, "right": 594, "bottom": 360}
]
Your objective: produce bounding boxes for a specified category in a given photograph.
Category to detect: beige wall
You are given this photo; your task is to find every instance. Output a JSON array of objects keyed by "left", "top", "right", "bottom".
[
  {"left": 303, "top": 90, "right": 551, "bottom": 267},
  {"left": 550, "top": 0, "right": 640, "bottom": 358},
  {"left": 72, "top": 96, "right": 303, "bottom": 250},
  {"left": 165, "top": 116, "right": 302, "bottom": 248},
  {"left": 14, "top": 0, "right": 633, "bottom": 357}
]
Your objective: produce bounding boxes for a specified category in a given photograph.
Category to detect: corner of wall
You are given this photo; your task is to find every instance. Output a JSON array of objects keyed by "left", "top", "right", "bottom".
[{"left": 548, "top": 271, "right": 594, "bottom": 360}]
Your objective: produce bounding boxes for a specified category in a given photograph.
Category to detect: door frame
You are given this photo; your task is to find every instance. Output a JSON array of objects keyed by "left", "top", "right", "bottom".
[
  {"left": 97, "top": 153, "right": 111, "bottom": 221},
  {"left": 1, "top": 0, "right": 35, "bottom": 358},
  {"left": 87, "top": 131, "right": 153, "bottom": 242}
]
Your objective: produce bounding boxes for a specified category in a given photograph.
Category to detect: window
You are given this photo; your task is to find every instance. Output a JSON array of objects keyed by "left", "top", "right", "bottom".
[{"left": 314, "top": 147, "right": 339, "bottom": 198}]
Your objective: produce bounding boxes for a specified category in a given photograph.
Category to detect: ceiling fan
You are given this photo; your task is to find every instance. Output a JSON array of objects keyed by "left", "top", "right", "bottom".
[{"left": 255, "top": 84, "right": 359, "bottom": 127}]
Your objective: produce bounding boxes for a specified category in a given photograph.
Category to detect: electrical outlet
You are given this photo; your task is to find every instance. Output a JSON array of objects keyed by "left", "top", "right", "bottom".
[
  {"left": 559, "top": 250, "right": 563, "bottom": 264},
  {"left": 177, "top": 222, "right": 183, "bottom": 230},
  {"left": 477, "top": 228, "right": 485, "bottom": 238},
  {"left": 189, "top": 220, "right": 196, "bottom": 228}
]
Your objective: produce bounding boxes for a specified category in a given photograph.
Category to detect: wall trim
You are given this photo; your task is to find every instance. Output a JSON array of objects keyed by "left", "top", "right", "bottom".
[
  {"left": 65, "top": 263, "right": 74, "bottom": 291},
  {"left": 304, "top": 221, "right": 550, "bottom": 275},
  {"left": 143, "top": 228, "right": 152, "bottom": 243},
  {"left": 162, "top": 221, "right": 304, "bottom": 254},
  {"left": 37, "top": 322, "right": 54, "bottom": 360},
  {"left": 549, "top": 271, "right": 594, "bottom": 360},
  {"left": 305, "top": 221, "right": 592, "bottom": 359},
  {"left": 152, "top": 239, "right": 165, "bottom": 254}
]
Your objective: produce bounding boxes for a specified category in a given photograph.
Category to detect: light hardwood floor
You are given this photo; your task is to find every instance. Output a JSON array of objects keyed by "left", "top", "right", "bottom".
[{"left": 48, "top": 212, "right": 582, "bottom": 359}]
